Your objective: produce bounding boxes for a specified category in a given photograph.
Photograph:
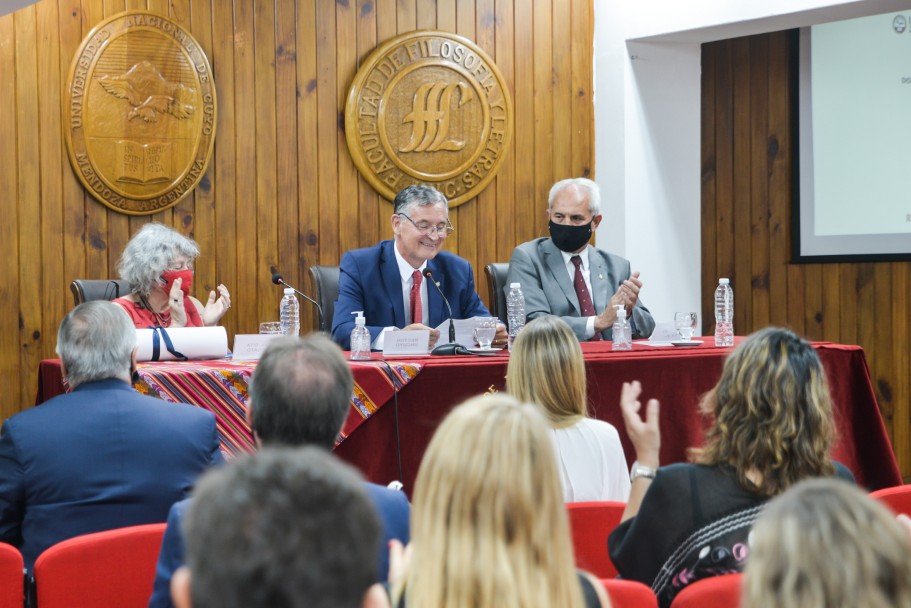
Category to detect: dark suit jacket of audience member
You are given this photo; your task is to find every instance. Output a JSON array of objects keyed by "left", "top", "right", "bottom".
[
  {"left": 148, "top": 481, "right": 411, "bottom": 607},
  {"left": 0, "top": 378, "right": 224, "bottom": 569},
  {"left": 331, "top": 239, "right": 491, "bottom": 349}
]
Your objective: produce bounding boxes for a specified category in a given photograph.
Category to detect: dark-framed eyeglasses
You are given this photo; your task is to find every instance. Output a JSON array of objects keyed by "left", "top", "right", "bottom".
[{"left": 397, "top": 213, "right": 455, "bottom": 237}]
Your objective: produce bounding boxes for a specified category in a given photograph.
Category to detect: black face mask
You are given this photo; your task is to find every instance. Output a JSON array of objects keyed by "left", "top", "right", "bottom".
[{"left": 549, "top": 220, "right": 593, "bottom": 253}]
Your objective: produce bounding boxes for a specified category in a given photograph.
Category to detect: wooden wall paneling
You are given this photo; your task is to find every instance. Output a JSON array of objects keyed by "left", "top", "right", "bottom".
[
  {"left": 570, "top": 0, "right": 592, "bottom": 180},
  {"left": 551, "top": 0, "right": 571, "bottom": 184},
  {"left": 436, "top": 0, "right": 454, "bottom": 30},
  {"left": 838, "top": 264, "right": 857, "bottom": 344},
  {"left": 233, "top": 0, "right": 258, "bottom": 331},
  {"left": 493, "top": 0, "right": 516, "bottom": 265},
  {"left": 747, "top": 35, "right": 769, "bottom": 329},
  {"left": 353, "top": 0, "right": 380, "bottom": 283},
  {"left": 15, "top": 6, "right": 43, "bottom": 416},
  {"left": 0, "top": 13, "right": 22, "bottom": 417},
  {"left": 532, "top": 0, "right": 553, "bottom": 239},
  {"left": 891, "top": 263, "right": 911, "bottom": 470},
  {"left": 336, "top": 0, "right": 360, "bottom": 267},
  {"left": 699, "top": 38, "right": 716, "bottom": 338},
  {"left": 211, "top": 0, "right": 239, "bottom": 338},
  {"left": 36, "top": 0, "right": 65, "bottom": 359},
  {"left": 417, "top": 0, "right": 436, "bottom": 29},
  {"left": 316, "top": 0, "right": 339, "bottom": 269},
  {"left": 730, "top": 37, "right": 752, "bottom": 332},
  {"left": 512, "top": 0, "right": 535, "bottom": 247},
  {"left": 872, "top": 263, "right": 894, "bottom": 431},
  {"left": 450, "top": 0, "right": 474, "bottom": 265},
  {"left": 253, "top": 0, "right": 279, "bottom": 327},
  {"left": 298, "top": 0, "right": 321, "bottom": 307},
  {"left": 275, "top": 0, "right": 306, "bottom": 329},
  {"left": 766, "top": 31, "right": 790, "bottom": 329},
  {"left": 188, "top": 0, "right": 218, "bottom": 318},
  {"left": 474, "top": 0, "right": 497, "bottom": 307},
  {"left": 709, "top": 40, "right": 734, "bottom": 330},
  {"left": 373, "top": 0, "right": 396, "bottom": 244},
  {"left": 398, "top": 0, "right": 417, "bottom": 31}
]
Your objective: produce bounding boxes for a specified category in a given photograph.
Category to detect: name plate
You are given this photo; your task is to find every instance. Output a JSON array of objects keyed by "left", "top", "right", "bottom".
[
  {"left": 233, "top": 334, "right": 284, "bottom": 361},
  {"left": 647, "top": 322, "right": 680, "bottom": 346},
  {"left": 383, "top": 329, "right": 430, "bottom": 356}
]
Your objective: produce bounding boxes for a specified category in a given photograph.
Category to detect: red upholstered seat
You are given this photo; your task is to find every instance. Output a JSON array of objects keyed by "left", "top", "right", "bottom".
[
  {"left": 0, "top": 543, "right": 24, "bottom": 608},
  {"left": 33, "top": 523, "right": 166, "bottom": 608},
  {"left": 601, "top": 579, "right": 658, "bottom": 608},
  {"left": 566, "top": 501, "right": 626, "bottom": 578},
  {"left": 870, "top": 484, "right": 911, "bottom": 516},
  {"left": 669, "top": 573, "right": 742, "bottom": 608}
]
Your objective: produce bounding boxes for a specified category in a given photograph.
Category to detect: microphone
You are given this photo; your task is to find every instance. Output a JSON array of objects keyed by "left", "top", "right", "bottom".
[
  {"left": 270, "top": 268, "right": 325, "bottom": 331},
  {"left": 424, "top": 269, "right": 462, "bottom": 355}
]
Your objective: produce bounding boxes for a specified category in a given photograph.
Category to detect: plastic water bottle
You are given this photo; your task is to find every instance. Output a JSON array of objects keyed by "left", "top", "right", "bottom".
[
  {"left": 279, "top": 288, "right": 300, "bottom": 336},
  {"left": 349, "top": 311, "right": 371, "bottom": 360},
  {"left": 714, "top": 278, "right": 734, "bottom": 347},
  {"left": 506, "top": 282, "right": 525, "bottom": 352},
  {"left": 611, "top": 304, "right": 632, "bottom": 351}
]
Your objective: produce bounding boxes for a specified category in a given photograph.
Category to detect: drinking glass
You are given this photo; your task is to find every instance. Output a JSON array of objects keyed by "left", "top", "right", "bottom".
[
  {"left": 674, "top": 312, "right": 698, "bottom": 341},
  {"left": 473, "top": 317, "right": 498, "bottom": 349},
  {"left": 259, "top": 322, "right": 283, "bottom": 335}
]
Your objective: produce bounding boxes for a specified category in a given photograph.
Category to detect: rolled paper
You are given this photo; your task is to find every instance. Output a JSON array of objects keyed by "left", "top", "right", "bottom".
[{"left": 136, "top": 326, "right": 229, "bottom": 362}]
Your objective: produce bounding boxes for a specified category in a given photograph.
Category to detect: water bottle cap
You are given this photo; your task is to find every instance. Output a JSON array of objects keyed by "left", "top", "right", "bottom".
[
  {"left": 509, "top": 282, "right": 520, "bottom": 289},
  {"left": 719, "top": 278, "right": 730, "bottom": 284},
  {"left": 284, "top": 287, "right": 294, "bottom": 294}
]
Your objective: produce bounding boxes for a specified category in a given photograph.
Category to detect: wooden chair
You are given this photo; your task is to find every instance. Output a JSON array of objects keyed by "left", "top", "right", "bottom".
[
  {"left": 70, "top": 279, "right": 131, "bottom": 306},
  {"left": 308, "top": 265, "right": 339, "bottom": 333},
  {"left": 669, "top": 573, "right": 742, "bottom": 608},
  {"left": 33, "top": 523, "right": 166, "bottom": 608},
  {"left": 601, "top": 579, "right": 658, "bottom": 608},
  {"left": 870, "top": 484, "right": 911, "bottom": 516},
  {"left": 0, "top": 543, "right": 24, "bottom": 608},
  {"left": 566, "top": 501, "right": 626, "bottom": 579},
  {"left": 483, "top": 262, "right": 509, "bottom": 324}
]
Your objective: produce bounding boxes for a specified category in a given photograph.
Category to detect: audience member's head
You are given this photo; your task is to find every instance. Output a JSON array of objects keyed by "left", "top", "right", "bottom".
[
  {"left": 248, "top": 334, "right": 353, "bottom": 449},
  {"left": 398, "top": 394, "right": 591, "bottom": 608},
  {"left": 56, "top": 301, "right": 137, "bottom": 389},
  {"left": 744, "top": 478, "right": 911, "bottom": 608},
  {"left": 507, "top": 315, "right": 587, "bottom": 426},
  {"left": 696, "top": 327, "right": 835, "bottom": 495},
  {"left": 171, "top": 447, "right": 384, "bottom": 608}
]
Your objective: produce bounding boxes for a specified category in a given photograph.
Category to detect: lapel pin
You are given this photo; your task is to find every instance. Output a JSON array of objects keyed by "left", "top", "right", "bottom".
[{"left": 598, "top": 273, "right": 604, "bottom": 280}]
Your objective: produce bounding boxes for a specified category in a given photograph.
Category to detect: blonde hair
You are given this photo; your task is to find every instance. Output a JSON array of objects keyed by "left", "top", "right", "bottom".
[
  {"left": 696, "top": 327, "right": 835, "bottom": 496},
  {"left": 399, "top": 394, "right": 587, "bottom": 608},
  {"left": 744, "top": 478, "right": 911, "bottom": 608},
  {"left": 506, "top": 316, "right": 587, "bottom": 427}
]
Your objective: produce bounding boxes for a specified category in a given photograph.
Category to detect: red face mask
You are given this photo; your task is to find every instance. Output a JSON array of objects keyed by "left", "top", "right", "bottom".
[{"left": 160, "top": 269, "right": 193, "bottom": 298}]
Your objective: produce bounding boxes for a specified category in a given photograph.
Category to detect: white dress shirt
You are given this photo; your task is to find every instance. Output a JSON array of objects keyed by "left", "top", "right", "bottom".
[{"left": 372, "top": 241, "right": 429, "bottom": 349}]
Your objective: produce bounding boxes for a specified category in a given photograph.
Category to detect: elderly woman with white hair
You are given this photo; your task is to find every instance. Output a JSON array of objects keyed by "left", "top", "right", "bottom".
[{"left": 112, "top": 223, "right": 231, "bottom": 328}]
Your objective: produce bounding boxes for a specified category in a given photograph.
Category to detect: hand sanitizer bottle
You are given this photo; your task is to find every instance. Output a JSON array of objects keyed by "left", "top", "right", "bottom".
[
  {"left": 611, "top": 305, "right": 632, "bottom": 351},
  {"left": 349, "top": 311, "right": 371, "bottom": 360}
]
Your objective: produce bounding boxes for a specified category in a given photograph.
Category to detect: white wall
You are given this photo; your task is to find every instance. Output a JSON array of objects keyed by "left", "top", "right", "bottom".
[{"left": 593, "top": 0, "right": 911, "bottom": 333}]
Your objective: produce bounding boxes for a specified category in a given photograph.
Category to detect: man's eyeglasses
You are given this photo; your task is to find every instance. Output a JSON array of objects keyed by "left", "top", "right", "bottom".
[{"left": 398, "top": 213, "right": 455, "bottom": 237}]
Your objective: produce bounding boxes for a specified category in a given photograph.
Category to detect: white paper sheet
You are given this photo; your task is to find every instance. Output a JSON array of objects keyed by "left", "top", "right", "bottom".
[
  {"left": 136, "top": 326, "right": 229, "bottom": 362},
  {"left": 434, "top": 316, "right": 496, "bottom": 348}
]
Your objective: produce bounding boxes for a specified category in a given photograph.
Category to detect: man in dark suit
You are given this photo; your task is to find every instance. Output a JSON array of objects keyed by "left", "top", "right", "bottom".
[
  {"left": 331, "top": 184, "right": 504, "bottom": 350},
  {"left": 0, "top": 301, "right": 223, "bottom": 570},
  {"left": 507, "top": 178, "right": 656, "bottom": 341},
  {"left": 149, "top": 334, "right": 411, "bottom": 607}
]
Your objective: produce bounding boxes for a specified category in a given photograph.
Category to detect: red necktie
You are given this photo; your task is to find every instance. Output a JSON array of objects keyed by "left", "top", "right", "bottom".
[
  {"left": 571, "top": 255, "right": 600, "bottom": 340},
  {"left": 410, "top": 270, "right": 423, "bottom": 325}
]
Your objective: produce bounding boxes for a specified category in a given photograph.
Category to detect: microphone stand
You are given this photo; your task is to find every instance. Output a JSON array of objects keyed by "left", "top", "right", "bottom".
[
  {"left": 270, "top": 273, "right": 325, "bottom": 330},
  {"left": 424, "top": 269, "right": 469, "bottom": 356}
]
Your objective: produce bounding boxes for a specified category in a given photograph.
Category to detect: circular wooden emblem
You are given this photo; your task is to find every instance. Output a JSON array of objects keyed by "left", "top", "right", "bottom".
[
  {"left": 63, "top": 11, "right": 216, "bottom": 215},
  {"left": 346, "top": 31, "right": 513, "bottom": 207}
]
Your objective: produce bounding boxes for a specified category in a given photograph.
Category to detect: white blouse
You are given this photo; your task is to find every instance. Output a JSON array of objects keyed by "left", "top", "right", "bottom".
[{"left": 551, "top": 417, "right": 631, "bottom": 502}]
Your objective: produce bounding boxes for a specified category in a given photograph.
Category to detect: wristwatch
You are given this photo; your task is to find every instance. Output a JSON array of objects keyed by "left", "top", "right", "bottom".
[{"left": 630, "top": 461, "right": 657, "bottom": 482}]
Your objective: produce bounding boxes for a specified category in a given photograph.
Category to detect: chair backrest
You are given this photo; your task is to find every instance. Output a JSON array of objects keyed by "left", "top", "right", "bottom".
[
  {"left": 483, "top": 262, "right": 510, "bottom": 324},
  {"left": 669, "top": 573, "right": 743, "bottom": 608},
  {"left": 870, "top": 484, "right": 911, "bottom": 516},
  {"left": 566, "top": 501, "right": 626, "bottom": 579},
  {"left": 308, "top": 265, "right": 340, "bottom": 332},
  {"left": 34, "top": 523, "right": 166, "bottom": 608},
  {"left": 601, "top": 579, "right": 658, "bottom": 608},
  {"left": 70, "top": 279, "right": 131, "bottom": 306},
  {"left": 0, "top": 543, "right": 24, "bottom": 608}
]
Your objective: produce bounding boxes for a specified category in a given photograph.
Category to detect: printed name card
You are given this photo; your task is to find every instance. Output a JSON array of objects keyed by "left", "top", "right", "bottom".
[
  {"left": 233, "top": 334, "right": 284, "bottom": 361},
  {"left": 383, "top": 329, "right": 430, "bottom": 356},
  {"left": 647, "top": 322, "right": 680, "bottom": 346}
]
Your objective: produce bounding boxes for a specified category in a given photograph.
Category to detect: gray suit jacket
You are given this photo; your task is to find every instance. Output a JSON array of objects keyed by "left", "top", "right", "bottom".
[{"left": 506, "top": 237, "right": 656, "bottom": 341}]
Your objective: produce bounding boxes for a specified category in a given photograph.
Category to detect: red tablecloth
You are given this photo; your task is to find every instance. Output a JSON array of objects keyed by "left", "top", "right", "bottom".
[{"left": 36, "top": 338, "right": 900, "bottom": 492}]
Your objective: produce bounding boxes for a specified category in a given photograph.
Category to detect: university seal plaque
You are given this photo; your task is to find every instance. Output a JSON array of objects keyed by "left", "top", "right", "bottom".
[
  {"left": 64, "top": 11, "right": 216, "bottom": 215},
  {"left": 345, "top": 31, "right": 513, "bottom": 207}
]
